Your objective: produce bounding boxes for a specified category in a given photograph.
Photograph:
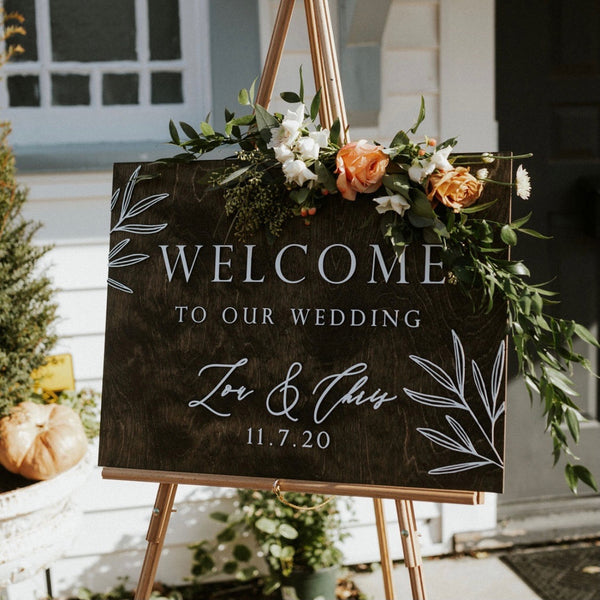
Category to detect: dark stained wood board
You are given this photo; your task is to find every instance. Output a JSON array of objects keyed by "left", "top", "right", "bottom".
[{"left": 99, "top": 157, "right": 511, "bottom": 493}]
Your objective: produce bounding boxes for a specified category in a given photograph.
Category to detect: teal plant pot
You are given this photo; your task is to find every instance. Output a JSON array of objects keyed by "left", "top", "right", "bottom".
[{"left": 280, "top": 566, "right": 339, "bottom": 600}]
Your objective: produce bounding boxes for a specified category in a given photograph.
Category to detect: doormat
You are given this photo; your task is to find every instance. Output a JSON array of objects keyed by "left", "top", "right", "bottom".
[{"left": 501, "top": 543, "right": 600, "bottom": 600}]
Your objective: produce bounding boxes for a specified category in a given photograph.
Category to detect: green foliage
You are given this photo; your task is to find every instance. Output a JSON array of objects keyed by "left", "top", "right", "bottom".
[
  {"left": 432, "top": 206, "right": 599, "bottom": 494},
  {"left": 218, "top": 152, "right": 295, "bottom": 241},
  {"left": 190, "top": 490, "right": 347, "bottom": 595},
  {"left": 0, "top": 124, "right": 58, "bottom": 417}
]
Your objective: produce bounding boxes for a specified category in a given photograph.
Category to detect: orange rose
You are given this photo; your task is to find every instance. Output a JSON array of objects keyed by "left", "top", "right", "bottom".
[
  {"left": 426, "top": 167, "right": 483, "bottom": 212},
  {"left": 335, "top": 140, "right": 389, "bottom": 201}
]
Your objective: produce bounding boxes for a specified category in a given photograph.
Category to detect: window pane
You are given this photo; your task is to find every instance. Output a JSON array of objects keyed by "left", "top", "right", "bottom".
[
  {"left": 4, "top": 0, "right": 38, "bottom": 62},
  {"left": 148, "top": 0, "right": 181, "bottom": 60},
  {"left": 103, "top": 73, "right": 139, "bottom": 105},
  {"left": 50, "top": 0, "right": 136, "bottom": 62},
  {"left": 151, "top": 72, "right": 182, "bottom": 104},
  {"left": 7, "top": 75, "right": 40, "bottom": 106},
  {"left": 51, "top": 74, "right": 90, "bottom": 105}
]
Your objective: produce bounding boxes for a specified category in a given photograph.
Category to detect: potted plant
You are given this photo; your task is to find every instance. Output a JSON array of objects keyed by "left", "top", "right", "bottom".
[
  {"left": 0, "top": 10, "right": 100, "bottom": 585},
  {"left": 190, "top": 489, "right": 347, "bottom": 600}
]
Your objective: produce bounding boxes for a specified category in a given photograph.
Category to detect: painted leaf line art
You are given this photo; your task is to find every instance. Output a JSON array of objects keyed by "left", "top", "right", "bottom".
[
  {"left": 404, "top": 330, "right": 505, "bottom": 475},
  {"left": 108, "top": 166, "right": 169, "bottom": 293}
]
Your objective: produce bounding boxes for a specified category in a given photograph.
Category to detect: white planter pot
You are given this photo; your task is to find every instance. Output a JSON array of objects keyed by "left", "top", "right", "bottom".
[{"left": 0, "top": 449, "right": 93, "bottom": 586}]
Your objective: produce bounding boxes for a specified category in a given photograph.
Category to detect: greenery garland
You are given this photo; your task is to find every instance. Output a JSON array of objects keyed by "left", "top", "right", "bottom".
[{"left": 163, "top": 76, "right": 598, "bottom": 493}]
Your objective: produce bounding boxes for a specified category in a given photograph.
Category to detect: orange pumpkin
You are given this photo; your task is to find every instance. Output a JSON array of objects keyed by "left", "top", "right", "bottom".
[{"left": 0, "top": 401, "right": 88, "bottom": 480}]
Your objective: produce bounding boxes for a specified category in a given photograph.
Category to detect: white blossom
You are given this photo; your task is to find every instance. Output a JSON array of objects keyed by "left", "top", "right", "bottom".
[
  {"left": 273, "top": 144, "right": 294, "bottom": 164},
  {"left": 373, "top": 194, "right": 410, "bottom": 216},
  {"left": 269, "top": 104, "right": 306, "bottom": 148},
  {"left": 282, "top": 158, "right": 318, "bottom": 186},
  {"left": 309, "top": 128, "right": 329, "bottom": 148},
  {"left": 476, "top": 168, "right": 489, "bottom": 180},
  {"left": 481, "top": 152, "right": 495, "bottom": 164},
  {"left": 408, "top": 145, "right": 454, "bottom": 183},
  {"left": 515, "top": 164, "right": 531, "bottom": 199},
  {"left": 294, "top": 136, "right": 320, "bottom": 161}
]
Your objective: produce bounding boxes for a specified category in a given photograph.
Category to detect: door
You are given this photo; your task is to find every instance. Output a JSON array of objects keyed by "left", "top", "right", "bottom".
[{"left": 496, "top": 0, "right": 600, "bottom": 502}]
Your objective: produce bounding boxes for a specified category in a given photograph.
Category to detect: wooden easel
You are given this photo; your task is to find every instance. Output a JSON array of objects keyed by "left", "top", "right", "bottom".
[
  {"left": 102, "top": 2, "right": 486, "bottom": 598},
  {"left": 103, "top": 468, "right": 484, "bottom": 600}
]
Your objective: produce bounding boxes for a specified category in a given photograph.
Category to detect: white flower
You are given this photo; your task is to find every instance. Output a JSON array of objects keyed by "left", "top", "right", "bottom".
[
  {"left": 294, "top": 136, "right": 320, "bottom": 161},
  {"left": 429, "top": 145, "right": 453, "bottom": 171},
  {"left": 273, "top": 144, "right": 294, "bottom": 164},
  {"left": 481, "top": 152, "right": 495, "bottom": 164},
  {"left": 373, "top": 194, "right": 410, "bottom": 216},
  {"left": 476, "top": 168, "right": 489, "bottom": 180},
  {"left": 281, "top": 158, "right": 318, "bottom": 186},
  {"left": 408, "top": 145, "right": 454, "bottom": 183},
  {"left": 309, "top": 128, "right": 329, "bottom": 148},
  {"left": 269, "top": 104, "right": 305, "bottom": 148},
  {"left": 515, "top": 164, "right": 531, "bottom": 199}
]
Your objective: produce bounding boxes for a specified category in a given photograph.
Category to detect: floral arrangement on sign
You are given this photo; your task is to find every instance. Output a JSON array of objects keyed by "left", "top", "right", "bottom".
[{"left": 164, "top": 76, "right": 599, "bottom": 493}]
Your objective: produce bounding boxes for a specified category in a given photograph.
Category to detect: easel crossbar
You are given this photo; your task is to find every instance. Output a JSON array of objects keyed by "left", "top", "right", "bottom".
[{"left": 102, "top": 467, "right": 485, "bottom": 505}]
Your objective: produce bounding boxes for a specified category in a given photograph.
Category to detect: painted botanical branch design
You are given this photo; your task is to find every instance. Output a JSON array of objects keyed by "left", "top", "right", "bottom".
[
  {"left": 404, "top": 330, "right": 505, "bottom": 475},
  {"left": 108, "top": 165, "right": 168, "bottom": 293}
]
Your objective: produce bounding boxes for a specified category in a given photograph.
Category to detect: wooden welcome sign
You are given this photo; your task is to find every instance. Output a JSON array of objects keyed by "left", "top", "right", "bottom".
[{"left": 99, "top": 159, "right": 509, "bottom": 494}]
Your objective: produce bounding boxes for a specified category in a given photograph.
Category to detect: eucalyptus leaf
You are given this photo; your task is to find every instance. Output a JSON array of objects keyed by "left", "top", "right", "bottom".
[
  {"left": 315, "top": 160, "right": 337, "bottom": 192},
  {"left": 518, "top": 227, "right": 553, "bottom": 239},
  {"left": 168, "top": 119, "right": 180, "bottom": 145},
  {"left": 310, "top": 88, "right": 322, "bottom": 121},
  {"left": 298, "top": 65, "right": 304, "bottom": 102},
  {"left": 409, "top": 96, "right": 426, "bottom": 134},
  {"left": 219, "top": 165, "right": 252, "bottom": 186},
  {"left": 200, "top": 121, "right": 215, "bottom": 137},
  {"left": 238, "top": 88, "right": 250, "bottom": 106},
  {"left": 565, "top": 463, "right": 578, "bottom": 493},
  {"left": 572, "top": 465, "right": 598, "bottom": 492},
  {"left": 330, "top": 118, "right": 341, "bottom": 146},
  {"left": 231, "top": 114, "right": 256, "bottom": 126},
  {"left": 565, "top": 408, "right": 580, "bottom": 443},
  {"left": 510, "top": 212, "right": 532, "bottom": 229},
  {"left": 281, "top": 91, "right": 302, "bottom": 104},
  {"left": 254, "top": 104, "right": 278, "bottom": 143},
  {"left": 179, "top": 121, "right": 198, "bottom": 140},
  {"left": 390, "top": 130, "right": 410, "bottom": 148},
  {"left": 382, "top": 173, "right": 411, "bottom": 198},
  {"left": 573, "top": 322, "right": 600, "bottom": 348},
  {"left": 249, "top": 77, "right": 257, "bottom": 104},
  {"left": 500, "top": 224, "right": 518, "bottom": 246}
]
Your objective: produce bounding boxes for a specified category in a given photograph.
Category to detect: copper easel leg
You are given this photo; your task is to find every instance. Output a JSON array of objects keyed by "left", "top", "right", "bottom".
[
  {"left": 395, "top": 499, "right": 427, "bottom": 600},
  {"left": 255, "top": 0, "right": 295, "bottom": 108},
  {"left": 134, "top": 483, "right": 178, "bottom": 600},
  {"left": 374, "top": 498, "right": 396, "bottom": 600}
]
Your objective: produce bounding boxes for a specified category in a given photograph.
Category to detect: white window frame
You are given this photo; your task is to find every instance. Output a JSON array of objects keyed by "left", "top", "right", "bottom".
[{"left": 0, "top": 0, "right": 211, "bottom": 146}]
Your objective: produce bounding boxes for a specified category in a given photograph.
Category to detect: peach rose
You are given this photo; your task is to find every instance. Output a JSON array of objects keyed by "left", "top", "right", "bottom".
[
  {"left": 426, "top": 166, "right": 483, "bottom": 212},
  {"left": 335, "top": 140, "right": 389, "bottom": 201}
]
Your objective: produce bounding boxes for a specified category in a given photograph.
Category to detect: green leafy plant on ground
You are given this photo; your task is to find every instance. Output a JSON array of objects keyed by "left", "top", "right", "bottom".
[{"left": 190, "top": 489, "right": 348, "bottom": 596}]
